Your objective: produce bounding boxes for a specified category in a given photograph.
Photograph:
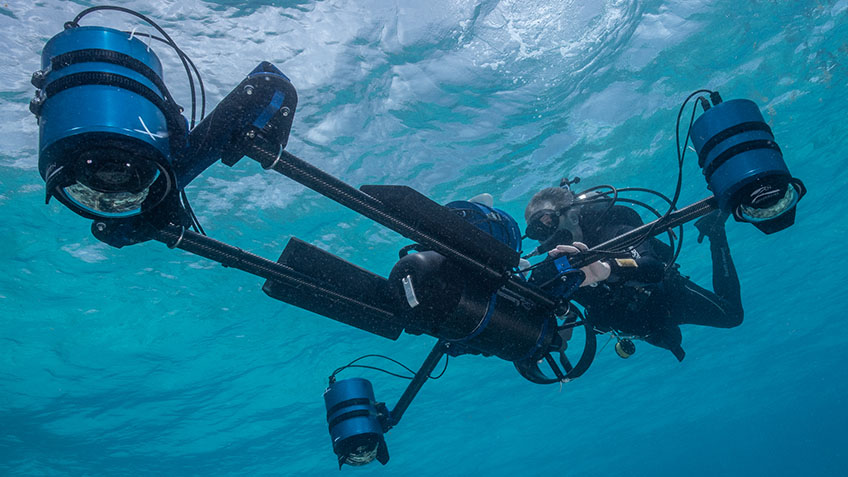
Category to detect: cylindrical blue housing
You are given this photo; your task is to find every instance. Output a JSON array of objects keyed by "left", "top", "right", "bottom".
[
  {"left": 32, "top": 25, "right": 182, "bottom": 219},
  {"left": 690, "top": 99, "right": 791, "bottom": 211},
  {"left": 445, "top": 201, "right": 522, "bottom": 252},
  {"left": 324, "top": 378, "right": 384, "bottom": 450},
  {"left": 37, "top": 26, "right": 172, "bottom": 178}
]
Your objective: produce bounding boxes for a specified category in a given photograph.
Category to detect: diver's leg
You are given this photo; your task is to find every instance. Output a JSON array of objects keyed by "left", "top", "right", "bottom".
[
  {"left": 644, "top": 323, "right": 686, "bottom": 361},
  {"left": 670, "top": 277, "right": 742, "bottom": 328},
  {"left": 667, "top": 211, "right": 744, "bottom": 328},
  {"left": 669, "top": 233, "right": 743, "bottom": 328}
]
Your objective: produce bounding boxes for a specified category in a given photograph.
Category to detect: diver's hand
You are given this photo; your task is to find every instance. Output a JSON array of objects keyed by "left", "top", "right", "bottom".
[
  {"left": 548, "top": 242, "right": 611, "bottom": 287},
  {"left": 695, "top": 210, "right": 729, "bottom": 244}
]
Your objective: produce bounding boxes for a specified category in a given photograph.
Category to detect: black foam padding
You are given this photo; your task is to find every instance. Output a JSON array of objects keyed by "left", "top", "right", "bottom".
[{"left": 262, "top": 238, "right": 404, "bottom": 340}]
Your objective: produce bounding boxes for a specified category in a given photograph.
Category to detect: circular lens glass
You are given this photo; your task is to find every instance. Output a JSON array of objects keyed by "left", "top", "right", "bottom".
[
  {"left": 60, "top": 147, "right": 164, "bottom": 217},
  {"left": 63, "top": 174, "right": 157, "bottom": 217},
  {"left": 739, "top": 185, "right": 798, "bottom": 222},
  {"left": 342, "top": 435, "right": 379, "bottom": 466},
  {"left": 77, "top": 148, "right": 159, "bottom": 193}
]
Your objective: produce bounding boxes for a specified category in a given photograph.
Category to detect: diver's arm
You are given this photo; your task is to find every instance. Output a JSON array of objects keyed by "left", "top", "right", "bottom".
[
  {"left": 604, "top": 255, "right": 665, "bottom": 284},
  {"left": 707, "top": 234, "right": 742, "bottom": 309},
  {"left": 665, "top": 211, "right": 743, "bottom": 329},
  {"left": 601, "top": 223, "right": 666, "bottom": 285},
  {"left": 694, "top": 211, "right": 744, "bottom": 326}
]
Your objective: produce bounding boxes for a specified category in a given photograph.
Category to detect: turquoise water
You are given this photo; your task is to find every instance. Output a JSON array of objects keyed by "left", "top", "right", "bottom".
[{"left": 1, "top": 0, "right": 846, "bottom": 475}]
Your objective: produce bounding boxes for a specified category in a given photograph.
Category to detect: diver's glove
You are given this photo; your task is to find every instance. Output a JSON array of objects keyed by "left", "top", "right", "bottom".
[
  {"left": 694, "top": 210, "right": 730, "bottom": 244},
  {"left": 548, "top": 242, "right": 611, "bottom": 287}
]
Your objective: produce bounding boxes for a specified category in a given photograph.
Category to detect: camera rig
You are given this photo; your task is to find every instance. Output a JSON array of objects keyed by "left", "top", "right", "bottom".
[{"left": 30, "top": 6, "right": 806, "bottom": 468}]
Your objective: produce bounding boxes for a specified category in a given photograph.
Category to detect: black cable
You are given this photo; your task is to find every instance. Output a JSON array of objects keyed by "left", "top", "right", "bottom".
[
  {"left": 668, "top": 222, "right": 684, "bottom": 270},
  {"left": 335, "top": 364, "right": 415, "bottom": 381},
  {"left": 331, "top": 353, "right": 450, "bottom": 382},
  {"left": 615, "top": 187, "right": 675, "bottom": 206},
  {"left": 589, "top": 194, "right": 681, "bottom": 266},
  {"left": 588, "top": 187, "right": 683, "bottom": 251},
  {"left": 668, "top": 89, "right": 714, "bottom": 216},
  {"left": 332, "top": 354, "right": 416, "bottom": 378},
  {"left": 183, "top": 192, "right": 205, "bottom": 235},
  {"left": 575, "top": 187, "right": 673, "bottom": 257},
  {"left": 606, "top": 90, "right": 712, "bottom": 255},
  {"left": 574, "top": 190, "right": 678, "bottom": 259},
  {"left": 671, "top": 95, "right": 707, "bottom": 207},
  {"left": 430, "top": 354, "right": 449, "bottom": 379},
  {"left": 611, "top": 198, "right": 662, "bottom": 218},
  {"left": 180, "top": 189, "right": 206, "bottom": 235},
  {"left": 71, "top": 6, "right": 200, "bottom": 127},
  {"left": 575, "top": 185, "right": 617, "bottom": 234},
  {"left": 122, "top": 32, "right": 207, "bottom": 121},
  {"left": 112, "top": 32, "right": 208, "bottom": 234}
]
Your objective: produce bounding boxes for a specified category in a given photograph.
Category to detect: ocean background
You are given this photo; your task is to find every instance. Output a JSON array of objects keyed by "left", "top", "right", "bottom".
[{"left": 1, "top": 0, "right": 846, "bottom": 475}]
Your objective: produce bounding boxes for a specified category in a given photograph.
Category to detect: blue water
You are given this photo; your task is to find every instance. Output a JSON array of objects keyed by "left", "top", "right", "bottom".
[{"left": 1, "top": 0, "right": 846, "bottom": 475}]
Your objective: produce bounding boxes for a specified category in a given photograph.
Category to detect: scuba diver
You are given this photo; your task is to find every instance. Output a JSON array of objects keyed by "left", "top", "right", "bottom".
[{"left": 524, "top": 183, "right": 744, "bottom": 361}]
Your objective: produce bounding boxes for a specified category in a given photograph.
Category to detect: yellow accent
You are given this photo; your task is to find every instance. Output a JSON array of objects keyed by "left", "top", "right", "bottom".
[
  {"left": 615, "top": 342, "right": 632, "bottom": 358},
  {"left": 614, "top": 258, "right": 638, "bottom": 268}
]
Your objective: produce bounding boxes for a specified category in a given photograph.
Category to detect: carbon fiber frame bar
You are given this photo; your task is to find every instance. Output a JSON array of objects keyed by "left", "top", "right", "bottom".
[
  {"left": 386, "top": 340, "right": 449, "bottom": 429},
  {"left": 571, "top": 196, "right": 719, "bottom": 268},
  {"left": 152, "top": 224, "right": 395, "bottom": 320}
]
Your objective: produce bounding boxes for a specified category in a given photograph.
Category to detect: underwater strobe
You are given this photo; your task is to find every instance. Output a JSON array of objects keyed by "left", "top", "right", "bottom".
[{"left": 691, "top": 94, "right": 806, "bottom": 234}]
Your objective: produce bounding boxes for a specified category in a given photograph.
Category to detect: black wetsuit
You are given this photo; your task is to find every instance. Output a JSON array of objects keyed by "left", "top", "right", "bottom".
[{"left": 571, "top": 205, "right": 744, "bottom": 361}]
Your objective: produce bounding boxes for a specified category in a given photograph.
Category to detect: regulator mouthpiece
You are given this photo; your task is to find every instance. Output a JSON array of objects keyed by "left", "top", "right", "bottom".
[{"left": 690, "top": 97, "right": 805, "bottom": 234}]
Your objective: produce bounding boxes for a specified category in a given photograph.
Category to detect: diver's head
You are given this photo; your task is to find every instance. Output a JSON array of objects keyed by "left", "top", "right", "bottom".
[{"left": 524, "top": 187, "right": 583, "bottom": 245}]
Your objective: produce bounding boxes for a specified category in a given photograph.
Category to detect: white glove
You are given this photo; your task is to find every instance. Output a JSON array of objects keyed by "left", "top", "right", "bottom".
[{"left": 548, "top": 241, "right": 611, "bottom": 287}]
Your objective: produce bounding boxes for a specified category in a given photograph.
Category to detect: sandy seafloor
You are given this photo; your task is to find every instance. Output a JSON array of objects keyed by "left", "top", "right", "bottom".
[{"left": 1, "top": 0, "right": 846, "bottom": 475}]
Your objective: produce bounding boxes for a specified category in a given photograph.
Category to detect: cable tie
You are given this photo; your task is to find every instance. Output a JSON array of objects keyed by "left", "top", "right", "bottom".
[
  {"left": 168, "top": 226, "right": 186, "bottom": 249},
  {"left": 263, "top": 143, "right": 285, "bottom": 170}
]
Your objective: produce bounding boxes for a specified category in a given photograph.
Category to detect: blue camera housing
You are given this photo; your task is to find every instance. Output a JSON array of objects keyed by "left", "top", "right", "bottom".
[
  {"left": 689, "top": 99, "right": 790, "bottom": 212},
  {"left": 323, "top": 378, "right": 389, "bottom": 467},
  {"left": 37, "top": 26, "right": 172, "bottom": 161},
  {"left": 32, "top": 26, "right": 180, "bottom": 218},
  {"left": 445, "top": 200, "right": 522, "bottom": 252}
]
